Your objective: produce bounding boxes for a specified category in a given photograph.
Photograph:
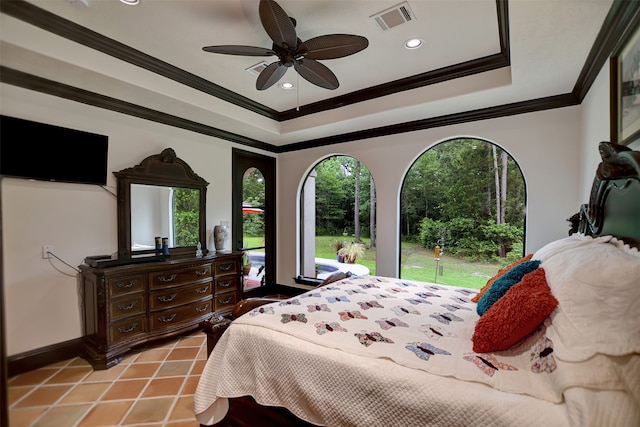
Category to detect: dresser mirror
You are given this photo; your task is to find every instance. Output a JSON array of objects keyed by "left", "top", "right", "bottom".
[{"left": 115, "top": 148, "right": 208, "bottom": 258}]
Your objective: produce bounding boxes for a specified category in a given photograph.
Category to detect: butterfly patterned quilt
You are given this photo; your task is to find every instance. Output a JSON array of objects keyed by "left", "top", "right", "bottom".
[
  {"left": 195, "top": 275, "right": 635, "bottom": 426},
  {"left": 235, "top": 275, "right": 624, "bottom": 402}
]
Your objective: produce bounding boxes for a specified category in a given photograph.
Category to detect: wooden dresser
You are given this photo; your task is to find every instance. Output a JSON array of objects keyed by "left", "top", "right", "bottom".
[{"left": 80, "top": 252, "right": 241, "bottom": 369}]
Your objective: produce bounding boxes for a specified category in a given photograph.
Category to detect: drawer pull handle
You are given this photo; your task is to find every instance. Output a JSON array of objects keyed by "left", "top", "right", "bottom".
[
  {"left": 117, "top": 280, "right": 135, "bottom": 288},
  {"left": 196, "top": 304, "right": 209, "bottom": 313},
  {"left": 195, "top": 268, "right": 210, "bottom": 276},
  {"left": 218, "top": 297, "right": 233, "bottom": 304},
  {"left": 218, "top": 264, "right": 233, "bottom": 271},
  {"left": 219, "top": 280, "right": 232, "bottom": 288},
  {"left": 117, "top": 323, "right": 139, "bottom": 333},
  {"left": 117, "top": 301, "right": 138, "bottom": 311},
  {"left": 158, "top": 314, "right": 177, "bottom": 323},
  {"left": 158, "top": 294, "right": 177, "bottom": 302},
  {"left": 158, "top": 274, "right": 177, "bottom": 282},
  {"left": 196, "top": 286, "right": 209, "bottom": 294}
]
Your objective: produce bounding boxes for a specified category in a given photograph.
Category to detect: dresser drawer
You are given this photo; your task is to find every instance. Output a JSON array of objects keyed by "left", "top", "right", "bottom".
[
  {"left": 214, "top": 292, "right": 237, "bottom": 312},
  {"left": 215, "top": 260, "right": 238, "bottom": 276},
  {"left": 149, "top": 280, "right": 212, "bottom": 311},
  {"left": 108, "top": 274, "right": 145, "bottom": 297},
  {"left": 214, "top": 275, "right": 239, "bottom": 294},
  {"left": 149, "top": 297, "right": 212, "bottom": 331},
  {"left": 149, "top": 263, "right": 212, "bottom": 289},
  {"left": 109, "top": 315, "right": 147, "bottom": 345},
  {"left": 109, "top": 294, "right": 146, "bottom": 321}
]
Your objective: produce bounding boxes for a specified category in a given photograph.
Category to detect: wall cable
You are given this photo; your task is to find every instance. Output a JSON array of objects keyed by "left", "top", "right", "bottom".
[{"left": 46, "top": 250, "right": 81, "bottom": 276}]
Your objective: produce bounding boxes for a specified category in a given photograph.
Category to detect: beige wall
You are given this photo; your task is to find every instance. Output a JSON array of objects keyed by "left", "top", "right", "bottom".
[
  {"left": 1, "top": 61, "right": 611, "bottom": 356},
  {"left": 580, "top": 58, "right": 612, "bottom": 201}
]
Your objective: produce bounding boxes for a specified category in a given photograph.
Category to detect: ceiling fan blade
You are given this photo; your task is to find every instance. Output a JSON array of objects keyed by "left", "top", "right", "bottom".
[
  {"left": 259, "top": 0, "right": 297, "bottom": 49},
  {"left": 294, "top": 59, "right": 339, "bottom": 90},
  {"left": 256, "top": 61, "right": 288, "bottom": 90},
  {"left": 299, "top": 35, "right": 369, "bottom": 60},
  {"left": 202, "top": 45, "right": 275, "bottom": 56}
]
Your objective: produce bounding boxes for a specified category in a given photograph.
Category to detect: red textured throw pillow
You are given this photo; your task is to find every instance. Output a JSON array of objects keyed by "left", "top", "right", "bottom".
[
  {"left": 472, "top": 267, "right": 558, "bottom": 353},
  {"left": 471, "top": 254, "right": 533, "bottom": 303}
]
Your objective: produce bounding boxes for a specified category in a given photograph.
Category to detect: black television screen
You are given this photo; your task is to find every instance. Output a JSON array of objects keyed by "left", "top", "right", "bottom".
[{"left": 0, "top": 115, "right": 109, "bottom": 185}]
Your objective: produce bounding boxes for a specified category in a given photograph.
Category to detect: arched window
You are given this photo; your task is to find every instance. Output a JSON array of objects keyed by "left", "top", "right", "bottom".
[
  {"left": 299, "top": 155, "right": 376, "bottom": 282},
  {"left": 400, "top": 138, "right": 526, "bottom": 287}
]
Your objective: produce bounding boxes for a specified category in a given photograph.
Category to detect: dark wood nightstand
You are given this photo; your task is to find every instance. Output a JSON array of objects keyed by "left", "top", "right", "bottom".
[
  {"left": 200, "top": 314, "right": 232, "bottom": 356},
  {"left": 200, "top": 294, "right": 290, "bottom": 356}
]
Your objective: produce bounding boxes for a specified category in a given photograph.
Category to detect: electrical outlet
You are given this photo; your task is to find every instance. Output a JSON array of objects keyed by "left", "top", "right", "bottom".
[{"left": 42, "top": 245, "right": 53, "bottom": 259}]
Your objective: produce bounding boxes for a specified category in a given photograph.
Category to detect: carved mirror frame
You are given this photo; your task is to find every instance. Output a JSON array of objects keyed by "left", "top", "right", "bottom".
[{"left": 114, "top": 148, "right": 208, "bottom": 258}]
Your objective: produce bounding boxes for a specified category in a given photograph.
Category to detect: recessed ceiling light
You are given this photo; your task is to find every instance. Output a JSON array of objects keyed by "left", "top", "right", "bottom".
[
  {"left": 404, "top": 38, "right": 423, "bottom": 49},
  {"left": 280, "top": 82, "right": 295, "bottom": 90},
  {"left": 120, "top": 0, "right": 139, "bottom": 5}
]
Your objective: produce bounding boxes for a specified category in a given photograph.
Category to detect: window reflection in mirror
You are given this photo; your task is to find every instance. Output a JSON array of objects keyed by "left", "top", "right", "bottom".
[
  {"left": 241, "top": 168, "right": 266, "bottom": 290},
  {"left": 130, "top": 184, "right": 200, "bottom": 251}
]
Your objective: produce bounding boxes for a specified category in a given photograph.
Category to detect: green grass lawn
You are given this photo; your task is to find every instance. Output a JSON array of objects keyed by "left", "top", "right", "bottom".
[
  {"left": 314, "top": 236, "right": 504, "bottom": 289},
  {"left": 399, "top": 240, "right": 499, "bottom": 288},
  {"left": 245, "top": 235, "right": 506, "bottom": 289}
]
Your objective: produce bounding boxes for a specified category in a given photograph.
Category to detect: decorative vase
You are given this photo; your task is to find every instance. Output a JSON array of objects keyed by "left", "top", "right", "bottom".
[{"left": 214, "top": 225, "right": 225, "bottom": 251}]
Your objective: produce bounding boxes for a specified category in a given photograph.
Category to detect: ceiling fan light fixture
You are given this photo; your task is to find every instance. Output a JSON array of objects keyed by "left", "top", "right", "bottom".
[
  {"left": 405, "top": 38, "right": 423, "bottom": 49},
  {"left": 119, "top": 0, "right": 139, "bottom": 5},
  {"left": 280, "top": 82, "right": 295, "bottom": 90}
]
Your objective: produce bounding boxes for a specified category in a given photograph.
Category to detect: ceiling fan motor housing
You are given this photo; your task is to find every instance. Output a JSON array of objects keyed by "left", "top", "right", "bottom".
[{"left": 273, "top": 40, "right": 301, "bottom": 67}]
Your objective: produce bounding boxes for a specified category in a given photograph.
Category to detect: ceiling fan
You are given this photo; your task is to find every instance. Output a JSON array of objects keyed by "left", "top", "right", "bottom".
[{"left": 202, "top": 0, "right": 369, "bottom": 90}]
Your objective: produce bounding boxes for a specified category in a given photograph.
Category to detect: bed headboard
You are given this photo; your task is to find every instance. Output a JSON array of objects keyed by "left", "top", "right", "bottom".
[{"left": 574, "top": 141, "right": 640, "bottom": 249}]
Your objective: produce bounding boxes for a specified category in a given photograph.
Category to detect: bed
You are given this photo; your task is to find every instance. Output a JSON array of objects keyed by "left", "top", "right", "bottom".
[{"left": 194, "top": 141, "right": 640, "bottom": 427}]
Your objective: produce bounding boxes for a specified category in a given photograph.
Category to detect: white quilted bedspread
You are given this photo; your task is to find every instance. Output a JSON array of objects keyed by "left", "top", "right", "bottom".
[{"left": 194, "top": 275, "right": 639, "bottom": 427}]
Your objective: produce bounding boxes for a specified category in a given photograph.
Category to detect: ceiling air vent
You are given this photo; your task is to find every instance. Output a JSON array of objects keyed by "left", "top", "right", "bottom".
[
  {"left": 245, "top": 61, "right": 269, "bottom": 76},
  {"left": 371, "top": 2, "right": 416, "bottom": 31}
]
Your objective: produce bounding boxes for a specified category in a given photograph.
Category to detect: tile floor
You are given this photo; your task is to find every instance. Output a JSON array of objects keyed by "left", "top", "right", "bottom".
[{"left": 7, "top": 330, "right": 208, "bottom": 427}]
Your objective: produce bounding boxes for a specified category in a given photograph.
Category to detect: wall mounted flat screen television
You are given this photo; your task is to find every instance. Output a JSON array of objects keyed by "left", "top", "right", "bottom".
[{"left": 0, "top": 115, "right": 109, "bottom": 185}]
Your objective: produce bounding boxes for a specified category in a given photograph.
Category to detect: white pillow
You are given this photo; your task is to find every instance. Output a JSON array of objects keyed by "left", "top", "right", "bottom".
[
  {"left": 533, "top": 233, "right": 615, "bottom": 262},
  {"left": 540, "top": 235, "right": 640, "bottom": 362}
]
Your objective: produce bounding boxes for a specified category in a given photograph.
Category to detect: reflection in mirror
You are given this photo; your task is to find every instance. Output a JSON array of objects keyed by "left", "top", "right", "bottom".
[
  {"left": 130, "top": 184, "right": 200, "bottom": 251},
  {"left": 242, "top": 168, "right": 266, "bottom": 291}
]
